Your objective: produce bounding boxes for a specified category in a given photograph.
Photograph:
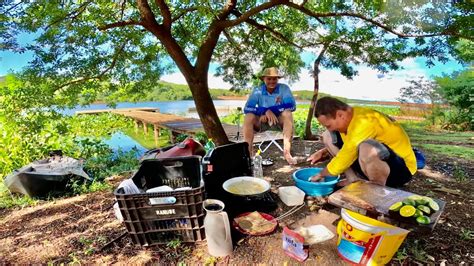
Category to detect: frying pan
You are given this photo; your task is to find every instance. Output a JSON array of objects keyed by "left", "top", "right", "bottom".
[{"left": 222, "top": 176, "right": 270, "bottom": 197}]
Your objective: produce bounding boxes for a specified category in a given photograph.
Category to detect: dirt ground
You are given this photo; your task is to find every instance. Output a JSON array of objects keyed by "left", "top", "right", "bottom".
[{"left": 0, "top": 139, "right": 472, "bottom": 264}]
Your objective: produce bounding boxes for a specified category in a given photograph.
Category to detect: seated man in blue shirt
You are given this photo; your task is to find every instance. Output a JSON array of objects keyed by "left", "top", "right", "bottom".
[{"left": 243, "top": 67, "right": 297, "bottom": 165}]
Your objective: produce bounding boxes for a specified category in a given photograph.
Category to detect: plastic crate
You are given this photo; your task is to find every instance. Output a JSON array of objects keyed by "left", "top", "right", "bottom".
[
  {"left": 128, "top": 225, "right": 206, "bottom": 246},
  {"left": 114, "top": 156, "right": 206, "bottom": 246},
  {"left": 115, "top": 186, "right": 205, "bottom": 220}
]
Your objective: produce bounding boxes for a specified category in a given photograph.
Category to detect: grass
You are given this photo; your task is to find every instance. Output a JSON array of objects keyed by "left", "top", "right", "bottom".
[
  {"left": 415, "top": 143, "right": 474, "bottom": 160},
  {"left": 401, "top": 121, "right": 474, "bottom": 143},
  {"left": 400, "top": 121, "right": 474, "bottom": 160},
  {"left": 0, "top": 182, "right": 38, "bottom": 209}
]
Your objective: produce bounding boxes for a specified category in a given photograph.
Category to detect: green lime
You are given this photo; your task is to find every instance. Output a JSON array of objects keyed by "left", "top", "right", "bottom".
[
  {"left": 416, "top": 215, "right": 431, "bottom": 225},
  {"left": 428, "top": 200, "right": 440, "bottom": 212},
  {"left": 399, "top": 205, "right": 416, "bottom": 217},
  {"left": 389, "top": 202, "right": 404, "bottom": 212},
  {"left": 408, "top": 195, "right": 423, "bottom": 202},
  {"left": 417, "top": 205, "right": 431, "bottom": 215},
  {"left": 414, "top": 209, "right": 423, "bottom": 217},
  {"left": 402, "top": 198, "right": 416, "bottom": 206},
  {"left": 415, "top": 198, "right": 429, "bottom": 206}
]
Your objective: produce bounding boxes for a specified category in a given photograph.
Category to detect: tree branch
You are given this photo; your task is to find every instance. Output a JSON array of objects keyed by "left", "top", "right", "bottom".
[
  {"left": 171, "top": 7, "right": 199, "bottom": 22},
  {"left": 220, "top": 0, "right": 285, "bottom": 28},
  {"left": 56, "top": 40, "right": 128, "bottom": 90},
  {"left": 285, "top": 2, "right": 458, "bottom": 38},
  {"left": 222, "top": 29, "right": 242, "bottom": 53},
  {"left": 231, "top": 10, "right": 303, "bottom": 49},
  {"left": 137, "top": 0, "right": 161, "bottom": 29},
  {"left": 45, "top": 1, "right": 93, "bottom": 31},
  {"left": 119, "top": 0, "right": 127, "bottom": 20},
  {"left": 155, "top": 0, "right": 172, "bottom": 30},
  {"left": 98, "top": 20, "right": 142, "bottom": 31},
  {"left": 2, "top": 2, "right": 22, "bottom": 15},
  {"left": 136, "top": 0, "right": 194, "bottom": 78},
  {"left": 216, "top": 0, "right": 237, "bottom": 20}
]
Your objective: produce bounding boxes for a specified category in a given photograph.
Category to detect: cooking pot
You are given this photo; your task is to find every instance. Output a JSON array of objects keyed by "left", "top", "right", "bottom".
[{"left": 222, "top": 176, "right": 270, "bottom": 198}]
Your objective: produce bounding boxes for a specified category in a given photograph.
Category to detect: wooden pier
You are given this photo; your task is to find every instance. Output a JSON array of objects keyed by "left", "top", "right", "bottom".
[{"left": 76, "top": 108, "right": 282, "bottom": 147}]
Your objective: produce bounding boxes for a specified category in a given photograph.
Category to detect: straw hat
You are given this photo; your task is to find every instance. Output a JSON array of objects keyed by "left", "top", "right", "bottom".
[{"left": 259, "top": 67, "right": 283, "bottom": 79}]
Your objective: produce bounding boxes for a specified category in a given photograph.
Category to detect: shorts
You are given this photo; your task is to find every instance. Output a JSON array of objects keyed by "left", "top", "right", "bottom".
[{"left": 331, "top": 131, "right": 412, "bottom": 187}]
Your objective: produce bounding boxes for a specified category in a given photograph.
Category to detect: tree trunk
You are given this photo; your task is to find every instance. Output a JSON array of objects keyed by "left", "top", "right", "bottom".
[
  {"left": 188, "top": 80, "right": 229, "bottom": 146},
  {"left": 304, "top": 43, "right": 329, "bottom": 140},
  {"left": 304, "top": 66, "right": 320, "bottom": 140}
]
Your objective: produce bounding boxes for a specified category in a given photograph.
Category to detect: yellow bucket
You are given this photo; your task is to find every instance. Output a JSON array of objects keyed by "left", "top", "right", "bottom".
[{"left": 336, "top": 209, "right": 409, "bottom": 265}]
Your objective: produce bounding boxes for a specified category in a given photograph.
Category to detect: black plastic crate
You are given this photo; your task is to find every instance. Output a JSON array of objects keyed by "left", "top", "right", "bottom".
[
  {"left": 128, "top": 226, "right": 206, "bottom": 246},
  {"left": 115, "top": 186, "right": 205, "bottom": 220},
  {"left": 124, "top": 215, "right": 205, "bottom": 233},
  {"left": 114, "top": 156, "right": 207, "bottom": 246}
]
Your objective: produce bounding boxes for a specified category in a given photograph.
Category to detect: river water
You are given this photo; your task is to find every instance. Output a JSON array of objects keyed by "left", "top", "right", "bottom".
[{"left": 70, "top": 100, "right": 308, "bottom": 155}]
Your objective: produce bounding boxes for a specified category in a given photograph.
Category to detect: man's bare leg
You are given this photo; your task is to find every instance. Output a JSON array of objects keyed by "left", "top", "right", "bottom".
[
  {"left": 358, "top": 140, "right": 390, "bottom": 186},
  {"left": 321, "top": 130, "right": 362, "bottom": 185},
  {"left": 279, "top": 110, "right": 297, "bottom": 165},
  {"left": 243, "top": 113, "right": 259, "bottom": 155}
]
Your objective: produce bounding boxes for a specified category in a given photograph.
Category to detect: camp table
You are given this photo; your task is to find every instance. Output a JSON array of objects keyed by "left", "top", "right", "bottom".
[{"left": 328, "top": 181, "right": 445, "bottom": 231}]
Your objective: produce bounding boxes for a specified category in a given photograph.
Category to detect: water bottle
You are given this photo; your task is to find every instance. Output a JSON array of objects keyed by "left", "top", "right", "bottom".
[
  {"left": 253, "top": 149, "right": 263, "bottom": 178},
  {"left": 204, "top": 138, "right": 216, "bottom": 154}
]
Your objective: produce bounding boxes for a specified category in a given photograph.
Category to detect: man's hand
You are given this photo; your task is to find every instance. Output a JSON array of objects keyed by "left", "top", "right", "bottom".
[
  {"left": 264, "top": 109, "right": 278, "bottom": 126},
  {"left": 306, "top": 148, "right": 328, "bottom": 164},
  {"left": 308, "top": 173, "right": 324, "bottom": 182}
]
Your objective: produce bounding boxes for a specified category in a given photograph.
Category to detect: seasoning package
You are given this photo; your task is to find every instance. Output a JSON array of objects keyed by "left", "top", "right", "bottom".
[{"left": 282, "top": 227, "right": 308, "bottom": 262}]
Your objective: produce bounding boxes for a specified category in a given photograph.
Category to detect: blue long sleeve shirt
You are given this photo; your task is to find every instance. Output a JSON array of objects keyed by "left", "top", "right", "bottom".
[{"left": 244, "top": 83, "right": 296, "bottom": 116}]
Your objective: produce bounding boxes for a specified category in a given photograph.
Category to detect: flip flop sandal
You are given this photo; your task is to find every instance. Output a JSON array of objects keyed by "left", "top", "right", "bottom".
[{"left": 262, "top": 158, "right": 274, "bottom": 166}]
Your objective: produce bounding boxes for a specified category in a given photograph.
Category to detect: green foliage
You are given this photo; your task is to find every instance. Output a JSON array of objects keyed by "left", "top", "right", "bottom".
[
  {"left": 293, "top": 105, "right": 323, "bottom": 138},
  {"left": 453, "top": 164, "right": 469, "bottom": 182},
  {"left": 436, "top": 69, "right": 474, "bottom": 130},
  {"left": 460, "top": 228, "right": 474, "bottom": 240},
  {"left": 0, "top": 182, "right": 38, "bottom": 209},
  {"left": 82, "top": 149, "right": 140, "bottom": 183}
]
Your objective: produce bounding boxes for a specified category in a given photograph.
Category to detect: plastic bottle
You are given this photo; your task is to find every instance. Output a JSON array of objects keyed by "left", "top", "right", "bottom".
[
  {"left": 204, "top": 138, "right": 216, "bottom": 154},
  {"left": 253, "top": 149, "right": 263, "bottom": 178}
]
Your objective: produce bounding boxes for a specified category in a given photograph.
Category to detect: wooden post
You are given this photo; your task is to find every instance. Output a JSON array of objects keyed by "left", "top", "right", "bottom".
[
  {"left": 169, "top": 130, "right": 175, "bottom": 144},
  {"left": 154, "top": 124, "right": 160, "bottom": 147},
  {"left": 143, "top": 122, "right": 148, "bottom": 135},
  {"left": 134, "top": 120, "right": 139, "bottom": 134}
]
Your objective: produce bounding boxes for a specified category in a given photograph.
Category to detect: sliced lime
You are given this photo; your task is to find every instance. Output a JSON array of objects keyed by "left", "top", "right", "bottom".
[
  {"left": 400, "top": 205, "right": 416, "bottom": 217},
  {"left": 389, "top": 202, "right": 404, "bottom": 212},
  {"left": 408, "top": 195, "right": 423, "bottom": 202},
  {"left": 417, "top": 205, "right": 431, "bottom": 215},
  {"left": 402, "top": 198, "right": 416, "bottom": 206},
  {"left": 416, "top": 215, "right": 431, "bottom": 225},
  {"left": 414, "top": 209, "right": 423, "bottom": 217},
  {"left": 428, "top": 200, "right": 440, "bottom": 212},
  {"left": 415, "top": 198, "right": 429, "bottom": 206}
]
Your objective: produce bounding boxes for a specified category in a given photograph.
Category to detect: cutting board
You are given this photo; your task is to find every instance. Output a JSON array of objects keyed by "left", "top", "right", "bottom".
[{"left": 328, "top": 181, "right": 445, "bottom": 230}]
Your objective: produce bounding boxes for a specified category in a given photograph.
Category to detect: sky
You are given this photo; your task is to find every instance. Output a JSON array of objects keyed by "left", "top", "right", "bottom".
[
  {"left": 0, "top": 46, "right": 463, "bottom": 102},
  {"left": 160, "top": 56, "right": 463, "bottom": 101}
]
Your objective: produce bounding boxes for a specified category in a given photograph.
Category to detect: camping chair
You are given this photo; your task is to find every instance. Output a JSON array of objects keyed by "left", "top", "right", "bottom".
[{"left": 257, "top": 124, "right": 284, "bottom": 153}]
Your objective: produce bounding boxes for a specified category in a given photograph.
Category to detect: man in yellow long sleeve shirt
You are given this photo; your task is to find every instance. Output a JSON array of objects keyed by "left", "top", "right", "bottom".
[{"left": 306, "top": 97, "right": 417, "bottom": 187}]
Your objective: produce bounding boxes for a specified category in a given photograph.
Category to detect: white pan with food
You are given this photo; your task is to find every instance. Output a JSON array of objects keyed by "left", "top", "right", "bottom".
[{"left": 222, "top": 176, "right": 270, "bottom": 197}]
